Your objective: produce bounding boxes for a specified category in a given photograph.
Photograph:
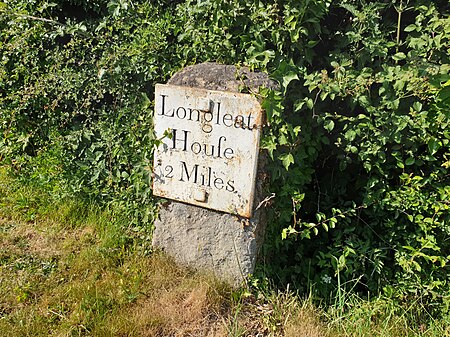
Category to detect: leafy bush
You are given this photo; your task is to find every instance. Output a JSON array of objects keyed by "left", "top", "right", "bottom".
[
  {"left": 167, "top": 0, "right": 450, "bottom": 313},
  {"left": 1, "top": 0, "right": 180, "bottom": 230},
  {"left": 1, "top": 0, "right": 450, "bottom": 316}
]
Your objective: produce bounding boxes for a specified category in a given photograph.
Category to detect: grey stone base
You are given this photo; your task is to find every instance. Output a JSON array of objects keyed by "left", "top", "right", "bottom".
[{"left": 153, "top": 202, "right": 264, "bottom": 284}]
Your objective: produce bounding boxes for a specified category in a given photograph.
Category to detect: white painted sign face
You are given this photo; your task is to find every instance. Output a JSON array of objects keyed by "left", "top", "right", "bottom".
[{"left": 152, "top": 84, "right": 263, "bottom": 218}]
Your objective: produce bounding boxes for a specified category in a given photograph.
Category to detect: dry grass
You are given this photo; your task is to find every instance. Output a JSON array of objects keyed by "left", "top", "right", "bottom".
[
  {"left": 92, "top": 253, "right": 232, "bottom": 337},
  {"left": 0, "top": 212, "right": 330, "bottom": 337},
  {"left": 284, "top": 304, "right": 326, "bottom": 337},
  {"left": 106, "top": 276, "right": 228, "bottom": 336},
  {"left": 0, "top": 212, "right": 232, "bottom": 337}
]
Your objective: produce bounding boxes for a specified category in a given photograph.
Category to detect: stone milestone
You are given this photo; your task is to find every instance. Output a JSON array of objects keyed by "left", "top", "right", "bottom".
[{"left": 152, "top": 62, "right": 277, "bottom": 284}]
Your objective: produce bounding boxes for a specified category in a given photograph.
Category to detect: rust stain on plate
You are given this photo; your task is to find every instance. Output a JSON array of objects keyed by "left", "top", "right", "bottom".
[{"left": 152, "top": 84, "right": 262, "bottom": 218}]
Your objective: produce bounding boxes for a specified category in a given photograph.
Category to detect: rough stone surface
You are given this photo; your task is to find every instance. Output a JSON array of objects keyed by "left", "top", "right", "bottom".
[
  {"left": 168, "top": 62, "right": 278, "bottom": 93},
  {"left": 152, "top": 62, "right": 277, "bottom": 285}
]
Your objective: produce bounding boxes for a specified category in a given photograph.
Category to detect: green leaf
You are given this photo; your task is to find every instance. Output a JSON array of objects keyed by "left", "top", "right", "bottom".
[
  {"left": 412, "top": 260, "right": 421, "bottom": 272},
  {"left": 392, "top": 52, "right": 406, "bottom": 61},
  {"left": 428, "top": 138, "right": 441, "bottom": 155},
  {"left": 141, "top": 92, "right": 151, "bottom": 109},
  {"left": 262, "top": 138, "right": 277, "bottom": 159},
  {"left": 249, "top": 50, "right": 275, "bottom": 68},
  {"left": 279, "top": 153, "right": 294, "bottom": 170},
  {"left": 330, "top": 84, "right": 340, "bottom": 93},
  {"left": 282, "top": 71, "right": 299, "bottom": 93},
  {"left": 404, "top": 24, "right": 417, "bottom": 32},
  {"left": 323, "top": 120, "right": 335, "bottom": 132},
  {"left": 438, "top": 86, "right": 450, "bottom": 105},
  {"left": 329, "top": 217, "right": 337, "bottom": 228},
  {"left": 412, "top": 101, "right": 422, "bottom": 112},
  {"left": 344, "top": 130, "right": 356, "bottom": 141},
  {"left": 294, "top": 100, "right": 306, "bottom": 112}
]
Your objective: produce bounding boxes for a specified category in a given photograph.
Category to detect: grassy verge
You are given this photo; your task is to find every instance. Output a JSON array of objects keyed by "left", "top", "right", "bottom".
[{"left": 1, "top": 167, "right": 449, "bottom": 336}]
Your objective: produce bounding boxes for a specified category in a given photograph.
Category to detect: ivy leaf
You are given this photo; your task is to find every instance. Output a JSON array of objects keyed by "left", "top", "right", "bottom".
[
  {"left": 272, "top": 60, "right": 299, "bottom": 93},
  {"left": 282, "top": 71, "right": 299, "bottom": 93},
  {"left": 279, "top": 153, "right": 294, "bottom": 170},
  {"left": 141, "top": 92, "right": 151, "bottom": 109},
  {"left": 249, "top": 50, "right": 275, "bottom": 69},
  {"left": 261, "top": 136, "right": 277, "bottom": 159}
]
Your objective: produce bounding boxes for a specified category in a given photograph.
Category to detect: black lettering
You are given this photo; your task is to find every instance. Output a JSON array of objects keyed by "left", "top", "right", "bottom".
[
  {"left": 165, "top": 165, "right": 173, "bottom": 179},
  {"left": 203, "top": 111, "right": 213, "bottom": 123},
  {"left": 176, "top": 106, "right": 187, "bottom": 119},
  {"left": 191, "top": 142, "right": 202, "bottom": 154},
  {"left": 234, "top": 115, "right": 245, "bottom": 129},
  {"left": 188, "top": 108, "right": 201, "bottom": 122},
  {"left": 222, "top": 113, "right": 233, "bottom": 127},
  {"left": 202, "top": 111, "right": 213, "bottom": 133},
  {"left": 226, "top": 180, "right": 235, "bottom": 192},
  {"left": 208, "top": 166, "right": 212, "bottom": 187},
  {"left": 214, "top": 177, "right": 224, "bottom": 190},
  {"left": 200, "top": 170, "right": 206, "bottom": 186},
  {"left": 224, "top": 147, "right": 234, "bottom": 159},
  {"left": 171, "top": 129, "right": 190, "bottom": 151},
  {"left": 215, "top": 102, "right": 221, "bottom": 124},
  {"left": 160, "top": 94, "right": 174, "bottom": 116},
  {"left": 247, "top": 113, "right": 255, "bottom": 130},
  {"left": 179, "top": 161, "right": 198, "bottom": 182},
  {"left": 217, "top": 136, "right": 226, "bottom": 158},
  {"left": 202, "top": 123, "right": 213, "bottom": 133},
  {"left": 203, "top": 143, "right": 215, "bottom": 157},
  {"left": 200, "top": 166, "right": 212, "bottom": 186}
]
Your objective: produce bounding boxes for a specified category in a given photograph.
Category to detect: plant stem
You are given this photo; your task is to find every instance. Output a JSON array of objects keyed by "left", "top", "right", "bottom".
[
  {"left": 396, "top": 0, "right": 403, "bottom": 49},
  {"left": 16, "top": 13, "right": 64, "bottom": 26}
]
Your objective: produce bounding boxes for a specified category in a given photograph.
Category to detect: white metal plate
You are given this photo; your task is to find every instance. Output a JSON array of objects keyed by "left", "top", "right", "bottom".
[{"left": 152, "top": 84, "right": 263, "bottom": 218}]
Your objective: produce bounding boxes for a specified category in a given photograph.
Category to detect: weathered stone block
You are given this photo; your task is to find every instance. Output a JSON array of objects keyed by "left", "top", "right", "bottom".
[{"left": 152, "top": 62, "right": 277, "bottom": 285}]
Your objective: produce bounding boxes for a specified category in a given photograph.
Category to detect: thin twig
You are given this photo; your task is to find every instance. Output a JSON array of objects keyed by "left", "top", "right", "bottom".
[
  {"left": 396, "top": 1, "right": 403, "bottom": 47},
  {"left": 15, "top": 13, "right": 64, "bottom": 26},
  {"left": 254, "top": 192, "right": 276, "bottom": 212},
  {"left": 48, "top": 309, "right": 66, "bottom": 320}
]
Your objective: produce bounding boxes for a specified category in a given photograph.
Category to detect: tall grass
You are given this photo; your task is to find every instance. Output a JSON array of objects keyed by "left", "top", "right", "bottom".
[{"left": 1, "top": 166, "right": 449, "bottom": 336}]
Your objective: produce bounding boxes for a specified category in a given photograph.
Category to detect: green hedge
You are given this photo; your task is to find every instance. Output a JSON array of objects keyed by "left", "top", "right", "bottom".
[{"left": 1, "top": 0, "right": 450, "bottom": 314}]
